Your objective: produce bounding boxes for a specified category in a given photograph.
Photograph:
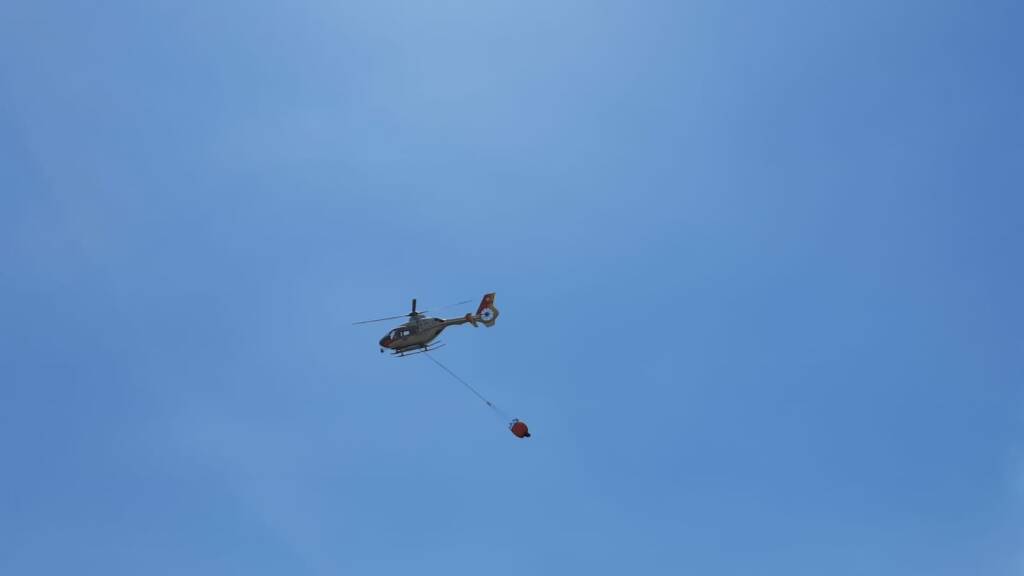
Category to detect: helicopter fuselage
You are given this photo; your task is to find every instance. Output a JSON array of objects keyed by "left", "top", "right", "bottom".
[{"left": 379, "top": 317, "right": 459, "bottom": 353}]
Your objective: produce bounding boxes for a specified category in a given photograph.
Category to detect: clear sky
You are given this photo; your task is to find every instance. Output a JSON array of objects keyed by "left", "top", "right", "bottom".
[{"left": 2, "top": 1, "right": 1022, "bottom": 574}]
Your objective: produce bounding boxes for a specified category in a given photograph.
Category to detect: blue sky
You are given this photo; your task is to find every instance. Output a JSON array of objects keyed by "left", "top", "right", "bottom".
[{"left": 2, "top": 1, "right": 1022, "bottom": 574}]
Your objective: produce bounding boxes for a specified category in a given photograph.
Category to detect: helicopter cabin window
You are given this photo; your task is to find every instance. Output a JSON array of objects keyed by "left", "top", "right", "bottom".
[{"left": 393, "top": 328, "right": 412, "bottom": 339}]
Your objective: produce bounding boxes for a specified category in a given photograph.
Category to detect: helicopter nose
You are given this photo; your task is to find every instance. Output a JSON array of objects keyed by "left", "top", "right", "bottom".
[{"left": 379, "top": 336, "right": 390, "bottom": 348}]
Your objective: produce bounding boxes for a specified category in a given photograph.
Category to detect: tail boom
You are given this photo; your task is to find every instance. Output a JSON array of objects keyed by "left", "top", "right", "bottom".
[{"left": 440, "top": 293, "right": 499, "bottom": 328}]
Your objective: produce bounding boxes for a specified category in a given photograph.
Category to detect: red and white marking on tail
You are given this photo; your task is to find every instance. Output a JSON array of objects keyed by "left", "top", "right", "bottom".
[{"left": 475, "top": 293, "right": 499, "bottom": 327}]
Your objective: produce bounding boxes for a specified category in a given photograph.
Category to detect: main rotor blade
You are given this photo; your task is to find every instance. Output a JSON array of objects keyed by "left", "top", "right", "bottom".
[
  {"left": 353, "top": 299, "right": 474, "bottom": 325},
  {"left": 419, "top": 299, "right": 473, "bottom": 314},
  {"left": 352, "top": 314, "right": 409, "bottom": 325}
]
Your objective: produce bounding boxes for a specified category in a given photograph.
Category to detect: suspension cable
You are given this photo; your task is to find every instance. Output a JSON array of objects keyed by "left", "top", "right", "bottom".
[{"left": 423, "top": 352, "right": 509, "bottom": 419}]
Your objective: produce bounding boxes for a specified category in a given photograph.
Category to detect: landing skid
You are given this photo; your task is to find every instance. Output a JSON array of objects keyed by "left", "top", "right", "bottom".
[{"left": 392, "top": 342, "right": 446, "bottom": 358}]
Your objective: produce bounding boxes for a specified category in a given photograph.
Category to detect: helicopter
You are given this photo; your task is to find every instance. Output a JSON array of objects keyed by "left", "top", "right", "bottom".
[{"left": 353, "top": 293, "right": 499, "bottom": 356}]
